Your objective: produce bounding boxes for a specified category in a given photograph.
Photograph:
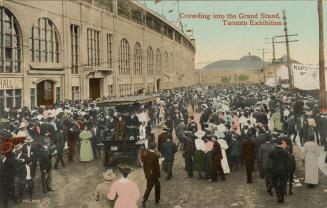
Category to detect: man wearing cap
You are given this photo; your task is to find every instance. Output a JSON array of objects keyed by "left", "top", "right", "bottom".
[
  {"left": 21, "top": 137, "right": 34, "bottom": 201},
  {"left": 258, "top": 135, "right": 275, "bottom": 195},
  {"left": 53, "top": 128, "right": 66, "bottom": 169},
  {"left": 158, "top": 127, "right": 170, "bottom": 154},
  {"left": 183, "top": 131, "right": 195, "bottom": 178},
  {"left": 161, "top": 135, "right": 177, "bottom": 180},
  {"left": 125, "top": 111, "right": 140, "bottom": 140},
  {"left": 241, "top": 135, "right": 256, "bottom": 184},
  {"left": 142, "top": 143, "right": 160, "bottom": 208},
  {"left": 269, "top": 139, "right": 289, "bottom": 203}
]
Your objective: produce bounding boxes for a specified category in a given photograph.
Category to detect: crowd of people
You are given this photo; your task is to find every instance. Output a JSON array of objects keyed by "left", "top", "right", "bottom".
[
  {"left": 1, "top": 84, "right": 327, "bottom": 208},
  {"left": 147, "top": 85, "right": 326, "bottom": 206}
]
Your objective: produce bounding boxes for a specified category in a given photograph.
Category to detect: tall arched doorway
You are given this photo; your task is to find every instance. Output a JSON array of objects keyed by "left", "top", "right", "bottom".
[{"left": 37, "top": 80, "right": 55, "bottom": 106}]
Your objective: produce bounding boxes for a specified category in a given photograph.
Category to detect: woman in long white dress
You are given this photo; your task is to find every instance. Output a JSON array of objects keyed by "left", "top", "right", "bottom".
[{"left": 215, "top": 130, "right": 231, "bottom": 174}]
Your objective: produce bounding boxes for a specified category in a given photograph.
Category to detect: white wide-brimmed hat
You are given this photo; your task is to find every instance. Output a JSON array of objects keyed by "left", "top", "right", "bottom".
[{"left": 102, "top": 169, "right": 116, "bottom": 181}]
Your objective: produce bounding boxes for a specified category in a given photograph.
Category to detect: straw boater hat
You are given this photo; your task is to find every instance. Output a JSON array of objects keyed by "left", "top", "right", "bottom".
[
  {"left": 25, "top": 136, "right": 33, "bottom": 144},
  {"left": 19, "top": 121, "right": 28, "bottom": 129},
  {"left": 13, "top": 143, "right": 23, "bottom": 153},
  {"left": 102, "top": 169, "right": 116, "bottom": 181},
  {"left": 194, "top": 130, "right": 206, "bottom": 139}
]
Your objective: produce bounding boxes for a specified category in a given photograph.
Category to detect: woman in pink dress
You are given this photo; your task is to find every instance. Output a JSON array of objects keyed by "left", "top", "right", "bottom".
[{"left": 107, "top": 165, "right": 140, "bottom": 208}]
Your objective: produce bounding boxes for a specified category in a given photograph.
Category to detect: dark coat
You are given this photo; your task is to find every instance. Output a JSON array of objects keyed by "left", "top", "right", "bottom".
[
  {"left": 0, "top": 154, "right": 16, "bottom": 200},
  {"left": 183, "top": 137, "right": 195, "bottom": 156},
  {"left": 269, "top": 146, "right": 289, "bottom": 176},
  {"left": 258, "top": 142, "right": 275, "bottom": 169},
  {"left": 53, "top": 130, "right": 66, "bottom": 155},
  {"left": 229, "top": 138, "right": 241, "bottom": 157},
  {"left": 212, "top": 141, "right": 223, "bottom": 162},
  {"left": 38, "top": 145, "right": 54, "bottom": 172},
  {"left": 125, "top": 115, "right": 140, "bottom": 138},
  {"left": 114, "top": 118, "right": 125, "bottom": 140},
  {"left": 241, "top": 138, "right": 256, "bottom": 161},
  {"left": 143, "top": 150, "right": 160, "bottom": 180},
  {"left": 161, "top": 140, "right": 177, "bottom": 161},
  {"left": 288, "top": 153, "right": 296, "bottom": 176},
  {"left": 67, "top": 129, "right": 77, "bottom": 148},
  {"left": 158, "top": 132, "right": 170, "bottom": 153}
]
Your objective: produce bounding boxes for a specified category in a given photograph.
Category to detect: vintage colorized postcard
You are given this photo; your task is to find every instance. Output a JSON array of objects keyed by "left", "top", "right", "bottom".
[{"left": 0, "top": 0, "right": 327, "bottom": 208}]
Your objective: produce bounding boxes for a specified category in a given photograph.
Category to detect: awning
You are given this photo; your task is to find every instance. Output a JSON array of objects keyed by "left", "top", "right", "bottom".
[{"left": 85, "top": 67, "right": 113, "bottom": 77}]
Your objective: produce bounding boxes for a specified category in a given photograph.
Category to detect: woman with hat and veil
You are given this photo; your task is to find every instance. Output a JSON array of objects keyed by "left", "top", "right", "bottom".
[{"left": 107, "top": 164, "right": 140, "bottom": 208}]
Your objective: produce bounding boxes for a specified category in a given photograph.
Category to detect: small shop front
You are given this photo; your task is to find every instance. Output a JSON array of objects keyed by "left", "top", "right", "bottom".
[{"left": 0, "top": 77, "right": 23, "bottom": 109}]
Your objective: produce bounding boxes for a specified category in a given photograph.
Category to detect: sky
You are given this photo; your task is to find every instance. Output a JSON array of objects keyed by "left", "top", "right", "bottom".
[{"left": 140, "top": 0, "right": 326, "bottom": 68}]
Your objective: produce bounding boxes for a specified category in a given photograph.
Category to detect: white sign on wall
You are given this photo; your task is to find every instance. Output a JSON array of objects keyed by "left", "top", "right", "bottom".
[
  {"left": 292, "top": 63, "right": 327, "bottom": 91},
  {"left": 0, "top": 78, "right": 23, "bottom": 89}
]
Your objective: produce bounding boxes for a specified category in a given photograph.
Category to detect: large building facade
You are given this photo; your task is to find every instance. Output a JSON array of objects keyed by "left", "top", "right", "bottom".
[{"left": 0, "top": 0, "right": 196, "bottom": 109}]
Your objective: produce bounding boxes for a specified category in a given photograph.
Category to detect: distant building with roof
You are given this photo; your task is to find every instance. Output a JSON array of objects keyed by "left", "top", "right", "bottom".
[
  {"left": 196, "top": 53, "right": 300, "bottom": 86},
  {"left": 196, "top": 53, "right": 267, "bottom": 85}
]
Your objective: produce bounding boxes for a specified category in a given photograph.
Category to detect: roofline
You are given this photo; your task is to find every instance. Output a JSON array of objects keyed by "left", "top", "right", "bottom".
[{"left": 131, "top": 1, "right": 195, "bottom": 49}]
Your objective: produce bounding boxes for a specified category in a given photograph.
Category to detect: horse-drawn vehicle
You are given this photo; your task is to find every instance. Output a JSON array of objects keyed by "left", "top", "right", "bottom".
[{"left": 97, "top": 95, "right": 158, "bottom": 166}]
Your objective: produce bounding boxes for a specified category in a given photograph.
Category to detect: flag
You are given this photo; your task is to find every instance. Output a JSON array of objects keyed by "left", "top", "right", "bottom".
[
  {"left": 154, "top": 0, "right": 161, "bottom": 4},
  {"left": 168, "top": 9, "right": 174, "bottom": 13},
  {"left": 186, "top": 29, "right": 193, "bottom": 32}
]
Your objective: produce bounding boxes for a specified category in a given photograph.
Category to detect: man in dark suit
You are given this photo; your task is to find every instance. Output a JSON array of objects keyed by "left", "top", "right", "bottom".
[
  {"left": 258, "top": 136, "right": 275, "bottom": 195},
  {"left": 0, "top": 150, "right": 16, "bottom": 208},
  {"left": 157, "top": 127, "right": 170, "bottom": 154},
  {"left": 142, "top": 143, "right": 160, "bottom": 208},
  {"left": 53, "top": 128, "right": 66, "bottom": 169},
  {"left": 125, "top": 111, "right": 140, "bottom": 140},
  {"left": 269, "top": 139, "right": 289, "bottom": 204},
  {"left": 38, "top": 137, "right": 55, "bottom": 193},
  {"left": 161, "top": 136, "right": 177, "bottom": 180},
  {"left": 241, "top": 135, "right": 256, "bottom": 183},
  {"left": 13, "top": 144, "right": 29, "bottom": 203}
]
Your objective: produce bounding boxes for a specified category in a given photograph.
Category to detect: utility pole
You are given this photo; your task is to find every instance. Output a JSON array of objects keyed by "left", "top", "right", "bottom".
[
  {"left": 275, "top": 18, "right": 299, "bottom": 93},
  {"left": 265, "top": 37, "right": 277, "bottom": 85},
  {"left": 318, "top": 0, "right": 326, "bottom": 107},
  {"left": 257, "top": 49, "right": 270, "bottom": 84},
  {"left": 273, "top": 10, "right": 297, "bottom": 93},
  {"left": 265, "top": 37, "right": 276, "bottom": 64}
]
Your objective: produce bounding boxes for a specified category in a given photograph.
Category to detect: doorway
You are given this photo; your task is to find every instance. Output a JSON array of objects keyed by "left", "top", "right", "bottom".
[
  {"left": 156, "top": 79, "right": 161, "bottom": 91},
  {"left": 89, "top": 78, "right": 100, "bottom": 100},
  {"left": 37, "top": 80, "right": 54, "bottom": 106}
]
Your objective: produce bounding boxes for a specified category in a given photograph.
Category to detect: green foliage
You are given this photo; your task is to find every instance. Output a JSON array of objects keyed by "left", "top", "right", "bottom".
[{"left": 238, "top": 74, "right": 249, "bottom": 81}]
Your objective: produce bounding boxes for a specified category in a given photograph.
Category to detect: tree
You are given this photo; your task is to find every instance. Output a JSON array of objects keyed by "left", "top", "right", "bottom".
[
  {"left": 238, "top": 74, "right": 249, "bottom": 81},
  {"left": 221, "top": 76, "right": 231, "bottom": 84}
]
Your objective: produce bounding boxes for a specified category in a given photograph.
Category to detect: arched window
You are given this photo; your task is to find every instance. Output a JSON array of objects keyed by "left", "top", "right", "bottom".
[
  {"left": 118, "top": 38, "right": 130, "bottom": 75},
  {"left": 164, "top": 51, "right": 168, "bottom": 72},
  {"left": 147, "top": 46, "right": 154, "bottom": 75},
  {"left": 155, "top": 49, "right": 161, "bottom": 75},
  {"left": 133, "top": 42, "right": 142, "bottom": 75},
  {"left": 30, "top": 17, "right": 60, "bottom": 63},
  {"left": 0, "top": 7, "right": 22, "bottom": 73}
]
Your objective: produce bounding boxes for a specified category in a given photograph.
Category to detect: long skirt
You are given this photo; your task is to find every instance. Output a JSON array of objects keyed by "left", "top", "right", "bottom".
[{"left": 193, "top": 150, "right": 204, "bottom": 171}]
